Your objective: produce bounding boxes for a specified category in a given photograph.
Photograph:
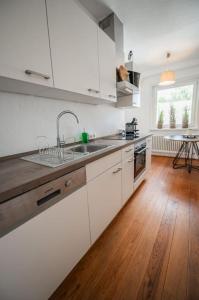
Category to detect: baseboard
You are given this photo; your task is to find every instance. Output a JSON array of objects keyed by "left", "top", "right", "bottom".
[
  {"left": 152, "top": 151, "right": 177, "bottom": 157},
  {"left": 152, "top": 150, "right": 198, "bottom": 159}
]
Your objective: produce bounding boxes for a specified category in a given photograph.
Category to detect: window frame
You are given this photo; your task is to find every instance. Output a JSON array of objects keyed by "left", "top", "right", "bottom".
[{"left": 152, "top": 79, "right": 199, "bottom": 130}]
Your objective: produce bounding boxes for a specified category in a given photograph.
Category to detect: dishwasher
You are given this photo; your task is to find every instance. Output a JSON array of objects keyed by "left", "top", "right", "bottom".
[
  {"left": 0, "top": 167, "right": 86, "bottom": 237},
  {"left": 0, "top": 167, "right": 91, "bottom": 300}
]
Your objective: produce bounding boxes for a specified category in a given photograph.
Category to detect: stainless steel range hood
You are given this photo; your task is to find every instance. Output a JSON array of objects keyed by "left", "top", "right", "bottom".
[
  {"left": 116, "top": 81, "right": 139, "bottom": 97},
  {"left": 99, "top": 13, "right": 124, "bottom": 67}
]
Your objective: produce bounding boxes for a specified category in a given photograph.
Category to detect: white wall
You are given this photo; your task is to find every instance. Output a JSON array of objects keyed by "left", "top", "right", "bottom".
[
  {"left": 1, "top": 64, "right": 198, "bottom": 158},
  {"left": 0, "top": 92, "right": 125, "bottom": 157},
  {"left": 125, "top": 64, "right": 199, "bottom": 134}
]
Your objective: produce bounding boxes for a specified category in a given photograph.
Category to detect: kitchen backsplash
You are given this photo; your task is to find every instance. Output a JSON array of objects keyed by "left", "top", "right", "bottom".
[{"left": 0, "top": 92, "right": 125, "bottom": 156}]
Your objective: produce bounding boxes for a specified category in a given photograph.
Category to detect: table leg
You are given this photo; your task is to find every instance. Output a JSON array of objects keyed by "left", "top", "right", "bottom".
[
  {"left": 191, "top": 142, "right": 199, "bottom": 172},
  {"left": 188, "top": 142, "right": 194, "bottom": 173},
  {"left": 173, "top": 142, "right": 187, "bottom": 169},
  {"left": 173, "top": 141, "right": 199, "bottom": 173},
  {"left": 193, "top": 142, "right": 199, "bottom": 156},
  {"left": 173, "top": 142, "right": 186, "bottom": 168}
]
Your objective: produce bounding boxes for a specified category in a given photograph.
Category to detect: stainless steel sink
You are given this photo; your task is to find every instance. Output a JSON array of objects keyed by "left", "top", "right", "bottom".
[
  {"left": 21, "top": 143, "right": 115, "bottom": 168},
  {"left": 70, "top": 144, "right": 111, "bottom": 154}
]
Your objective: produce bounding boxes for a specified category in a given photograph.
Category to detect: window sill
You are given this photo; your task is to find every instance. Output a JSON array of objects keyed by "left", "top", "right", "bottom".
[{"left": 150, "top": 128, "right": 199, "bottom": 132}]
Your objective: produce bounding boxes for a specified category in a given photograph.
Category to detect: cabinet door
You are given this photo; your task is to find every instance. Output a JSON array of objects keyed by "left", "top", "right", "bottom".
[
  {"left": 87, "top": 163, "right": 122, "bottom": 244},
  {"left": 0, "top": 0, "right": 53, "bottom": 86},
  {"left": 122, "top": 157, "right": 134, "bottom": 205},
  {"left": 146, "top": 137, "right": 152, "bottom": 171},
  {"left": 98, "top": 28, "right": 117, "bottom": 102},
  {"left": 47, "top": 0, "right": 99, "bottom": 96},
  {"left": 0, "top": 186, "right": 90, "bottom": 300}
]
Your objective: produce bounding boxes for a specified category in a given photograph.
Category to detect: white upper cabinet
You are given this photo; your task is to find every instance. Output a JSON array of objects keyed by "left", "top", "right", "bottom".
[
  {"left": 0, "top": 0, "right": 117, "bottom": 104},
  {"left": 46, "top": 0, "right": 100, "bottom": 97},
  {"left": 98, "top": 28, "right": 117, "bottom": 102},
  {"left": 0, "top": 0, "right": 53, "bottom": 86}
]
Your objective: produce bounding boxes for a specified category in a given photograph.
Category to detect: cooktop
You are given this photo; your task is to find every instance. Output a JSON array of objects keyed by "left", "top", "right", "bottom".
[{"left": 106, "top": 135, "right": 139, "bottom": 141}]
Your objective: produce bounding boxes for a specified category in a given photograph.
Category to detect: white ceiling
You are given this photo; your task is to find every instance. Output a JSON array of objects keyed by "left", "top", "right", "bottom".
[{"left": 79, "top": 0, "right": 199, "bottom": 74}]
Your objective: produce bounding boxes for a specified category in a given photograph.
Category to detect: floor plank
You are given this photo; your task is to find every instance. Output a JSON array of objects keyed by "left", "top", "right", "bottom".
[
  {"left": 91, "top": 190, "right": 168, "bottom": 300},
  {"left": 188, "top": 174, "right": 199, "bottom": 300},
  {"left": 50, "top": 156, "right": 199, "bottom": 300},
  {"left": 162, "top": 169, "right": 190, "bottom": 300},
  {"left": 136, "top": 199, "right": 177, "bottom": 300}
]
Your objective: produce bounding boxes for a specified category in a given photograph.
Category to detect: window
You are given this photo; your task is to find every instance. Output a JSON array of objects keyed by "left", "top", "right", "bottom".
[{"left": 154, "top": 82, "right": 198, "bottom": 129}]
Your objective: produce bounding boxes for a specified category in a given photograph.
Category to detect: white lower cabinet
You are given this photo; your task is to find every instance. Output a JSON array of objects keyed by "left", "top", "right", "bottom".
[
  {"left": 122, "top": 156, "right": 134, "bottom": 205},
  {"left": 0, "top": 141, "right": 152, "bottom": 300},
  {"left": 146, "top": 137, "right": 152, "bottom": 171},
  {"left": 87, "top": 163, "right": 122, "bottom": 244},
  {"left": 0, "top": 186, "right": 90, "bottom": 300}
]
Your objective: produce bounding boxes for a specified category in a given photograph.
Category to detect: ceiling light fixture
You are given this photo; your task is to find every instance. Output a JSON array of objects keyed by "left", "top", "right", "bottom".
[{"left": 159, "top": 52, "right": 176, "bottom": 86}]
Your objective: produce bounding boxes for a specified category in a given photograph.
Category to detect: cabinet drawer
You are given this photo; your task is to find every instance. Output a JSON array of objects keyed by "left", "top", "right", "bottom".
[
  {"left": 86, "top": 150, "right": 121, "bottom": 182},
  {"left": 122, "top": 144, "right": 134, "bottom": 161}
]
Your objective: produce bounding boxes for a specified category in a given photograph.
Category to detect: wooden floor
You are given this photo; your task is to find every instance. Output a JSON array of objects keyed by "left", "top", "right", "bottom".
[{"left": 51, "top": 156, "right": 199, "bottom": 300}]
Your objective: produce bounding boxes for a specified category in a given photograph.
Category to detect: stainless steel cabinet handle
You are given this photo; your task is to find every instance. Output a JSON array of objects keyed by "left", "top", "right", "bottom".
[
  {"left": 88, "top": 88, "right": 100, "bottom": 94},
  {"left": 108, "top": 94, "right": 116, "bottom": 98},
  {"left": 128, "top": 158, "right": 134, "bottom": 163},
  {"left": 65, "top": 179, "right": 72, "bottom": 187},
  {"left": 113, "top": 167, "right": 122, "bottom": 174},
  {"left": 25, "top": 69, "right": 50, "bottom": 80},
  {"left": 125, "top": 148, "right": 133, "bottom": 153},
  {"left": 135, "top": 147, "right": 147, "bottom": 154}
]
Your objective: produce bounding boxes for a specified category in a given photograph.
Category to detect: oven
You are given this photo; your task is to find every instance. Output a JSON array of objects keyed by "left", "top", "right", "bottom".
[{"left": 134, "top": 141, "right": 146, "bottom": 181}]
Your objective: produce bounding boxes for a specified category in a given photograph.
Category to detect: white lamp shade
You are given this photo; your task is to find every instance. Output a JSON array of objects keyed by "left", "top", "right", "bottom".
[{"left": 159, "top": 70, "right": 176, "bottom": 86}]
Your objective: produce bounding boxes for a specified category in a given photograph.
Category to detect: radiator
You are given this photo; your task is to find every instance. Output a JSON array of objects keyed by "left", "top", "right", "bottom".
[{"left": 152, "top": 135, "right": 183, "bottom": 156}]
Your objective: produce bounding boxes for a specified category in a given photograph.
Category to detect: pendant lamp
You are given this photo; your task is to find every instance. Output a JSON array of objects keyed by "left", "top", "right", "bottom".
[{"left": 159, "top": 53, "right": 176, "bottom": 86}]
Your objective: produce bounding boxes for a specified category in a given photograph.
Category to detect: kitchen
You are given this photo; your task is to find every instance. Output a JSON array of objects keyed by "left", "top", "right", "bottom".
[{"left": 0, "top": 0, "right": 199, "bottom": 299}]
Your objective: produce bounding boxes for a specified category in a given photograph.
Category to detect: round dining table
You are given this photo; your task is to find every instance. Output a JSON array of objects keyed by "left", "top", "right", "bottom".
[{"left": 164, "top": 135, "right": 199, "bottom": 173}]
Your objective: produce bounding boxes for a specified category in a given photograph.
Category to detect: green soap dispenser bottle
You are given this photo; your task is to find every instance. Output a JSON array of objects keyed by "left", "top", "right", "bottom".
[{"left": 81, "top": 128, "right": 89, "bottom": 143}]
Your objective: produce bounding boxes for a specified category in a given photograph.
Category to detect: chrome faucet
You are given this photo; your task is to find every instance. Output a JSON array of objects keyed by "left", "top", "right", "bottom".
[{"left": 56, "top": 110, "right": 79, "bottom": 147}]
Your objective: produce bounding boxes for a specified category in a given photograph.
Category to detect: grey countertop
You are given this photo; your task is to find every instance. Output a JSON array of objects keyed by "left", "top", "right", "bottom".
[{"left": 0, "top": 134, "right": 152, "bottom": 203}]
